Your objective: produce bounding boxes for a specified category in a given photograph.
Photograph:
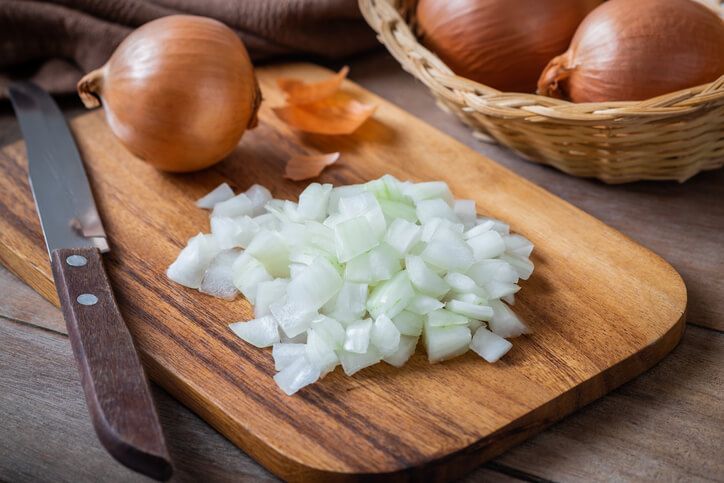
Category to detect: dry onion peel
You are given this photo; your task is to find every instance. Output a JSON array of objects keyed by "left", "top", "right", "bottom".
[
  {"left": 537, "top": 0, "right": 724, "bottom": 103},
  {"left": 77, "top": 15, "right": 261, "bottom": 172},
  {"left": 273, "top": 94, "right": 377, "bottom": 135},
  {"left": 278, "top": 66, "right": 350, "bottom": 105},
  {"left": 284, "top": 152, "right": 340, "bottom": 181}
]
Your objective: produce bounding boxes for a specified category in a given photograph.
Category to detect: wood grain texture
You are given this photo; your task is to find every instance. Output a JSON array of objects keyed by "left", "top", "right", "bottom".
[
  {"left": 0, "top": 261, "right": 65, "bottom": 333},
  {"left": 51, "top": 247, "right": 171, "bottom": 480},
  {"left": 0, "top": 63, "right": 687, "bottom": 481}
]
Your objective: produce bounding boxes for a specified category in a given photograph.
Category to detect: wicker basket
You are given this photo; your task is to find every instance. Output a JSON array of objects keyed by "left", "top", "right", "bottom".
[{"left": 359, "top": 0, "right": 724, "bottom": 183}]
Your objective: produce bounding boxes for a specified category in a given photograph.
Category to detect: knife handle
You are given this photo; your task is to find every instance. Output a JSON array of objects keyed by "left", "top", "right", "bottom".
[{"left": 51, "top": 247, "right": 172, "bottom": 481}]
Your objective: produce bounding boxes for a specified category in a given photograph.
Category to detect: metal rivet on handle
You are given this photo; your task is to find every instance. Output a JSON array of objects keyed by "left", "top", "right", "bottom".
[
  {"left": 77, "top": 294, "right": 98, "bottom": 306},
  {"left": 66, "top": 255, "right": 88, "bottom": 267}
]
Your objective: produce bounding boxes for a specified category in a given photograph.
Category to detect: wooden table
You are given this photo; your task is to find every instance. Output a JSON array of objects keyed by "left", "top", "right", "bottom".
[{"left": 1, "top": 51, "right": 722, "bottom": 482}]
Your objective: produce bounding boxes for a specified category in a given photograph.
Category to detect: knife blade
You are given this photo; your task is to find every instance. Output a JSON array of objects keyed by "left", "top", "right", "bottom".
[{"left": 8, "top": 82, "right": 173, "bottom": 481}]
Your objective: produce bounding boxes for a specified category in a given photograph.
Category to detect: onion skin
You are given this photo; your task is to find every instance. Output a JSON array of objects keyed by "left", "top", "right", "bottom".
[
  {"left": 537, "top": 0, "right": 724, "bottom": 103},
  {"left": 78, "top": 15, "right": 261, "bottom": 172},
  {"left": 416, "top": 0, "right": 601, "bottom": 93}
]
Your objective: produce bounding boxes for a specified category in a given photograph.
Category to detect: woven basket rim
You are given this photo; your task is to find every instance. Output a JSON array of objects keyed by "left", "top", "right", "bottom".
[{"left": 359, "top": 0, "right": 724, "bottom": 124}]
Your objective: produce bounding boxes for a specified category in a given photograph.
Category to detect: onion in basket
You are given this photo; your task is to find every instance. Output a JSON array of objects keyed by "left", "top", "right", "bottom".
[
  {"left": 77, "top": 15, "right": 261, "bottom": 172},
  {"left": 416, "top": 0, "right": 601, "bottom": 93},
  {"left": 168, "top": 177, "right": 535, "bottom": 395},
  {"left": 537, "top": 0, "right": 724, "bottom": 102}
]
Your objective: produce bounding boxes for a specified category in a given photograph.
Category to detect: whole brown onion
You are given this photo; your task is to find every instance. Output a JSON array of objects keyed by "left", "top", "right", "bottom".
[
  {"left": 537, "top": 0, "right": 724, "bottom": 103},
  {"left": 416, "top": 0, "right": 601, "bottom": 93},
  {"left": 78, "top": 15, "right": 261, "bottom": 172}
]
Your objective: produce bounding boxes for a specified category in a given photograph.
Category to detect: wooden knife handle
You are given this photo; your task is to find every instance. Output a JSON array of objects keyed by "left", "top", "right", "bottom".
[{"left": 51, "top": 247, "right": 172, "bottom": 481}]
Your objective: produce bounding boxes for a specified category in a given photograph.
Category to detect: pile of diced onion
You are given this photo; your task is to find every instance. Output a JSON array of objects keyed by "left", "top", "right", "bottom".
[{"left": 168, "top": 176, "right": 534, "bottom": 395}]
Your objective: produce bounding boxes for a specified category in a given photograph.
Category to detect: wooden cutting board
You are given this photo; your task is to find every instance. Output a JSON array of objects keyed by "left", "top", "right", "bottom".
[{"left": 0, "top": 63, "right": 686, "bottom": 481}]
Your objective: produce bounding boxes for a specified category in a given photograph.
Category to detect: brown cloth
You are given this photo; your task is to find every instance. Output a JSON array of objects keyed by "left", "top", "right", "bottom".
[{"left": 0, "top": 0, "right": 378, "bottom": 97}]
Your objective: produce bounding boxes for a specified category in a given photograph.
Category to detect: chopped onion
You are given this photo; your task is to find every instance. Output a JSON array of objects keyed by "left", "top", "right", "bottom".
[
  {"left": 454, "top": 199, "right": 476, "bottom": 227},
  {"left": 343, "top": 318, "right": 373, "bottom": 354},
  {"left": 470, "top": 327, "right": 512, "bottom": 363},
  {"left": 229, "top": 315, "right": 279, "bottom": 348},
  {"left": 167, "top": 233, "right": 220, "bottom": 289},
  {"left": 338, "top": 346, "right": 382, "bottom": 376},
  {"left": 467, "top": 230, "right": 506, "bottom": 260},
  {"left": 273, "top": 356, "right": 320, "bottom": 396},
  {"left": 405, "top": 293, "right": 445, "bottom": 315},
  {"left": 212, "top": 193, "right": 253, "bottom": 218},
  {"left": 427, "top": 308, "right": 469, "bottom": 327},
  {"left": 231, "top": 253, "right": 271, "bottom": 304},
  {"left": 196, "top": 182, "right": 234, "bottom": 209},
  {"left": 424, "top": 324, "right": 471, "bottom": 363},
  {"left": 366, "top": 271, "right": 415, "bottom": 319},
  {"left": 305, "top": 329, "right": 339, "bottom": 374},
  {"left": 392, "top": 310, "right": 424, "bottom": 336},
  {"left": 383, "top": 335, "right": 419, "bottom": 367},
  {"left": 244, "top": 184, "right": 273, "bottom": 216},
  {"left": 199, "top": 249, "right": 240, "bottom": 300},
  {"left": 253, "top": 278, "right": 289, "bottom": 318},
  {"left": 246, "top": 229, "right": 291, "bottom": 278},
  {"left": 169, "top": 176, "right": 535, "bottom": 394},
  {"left": 446, "top": 299, "right": 494, "bottom": 321},
  {"left": 270, "top": 298, "right": 317, "bottom": 338},
  {"left": 334, "top": 216, "right": 380, "bottom": 262},
  {"left": 371, "top": 314, "right": 401, "bottom": 356},
  {"left": 272, "top": 343, "right": 306, "bottom": 371},
  {"left": 405, "top": 254, "right": 450, "bottom": 297},
  {"left": 384, "top": 218, "right": 421, "bottom": 256}
]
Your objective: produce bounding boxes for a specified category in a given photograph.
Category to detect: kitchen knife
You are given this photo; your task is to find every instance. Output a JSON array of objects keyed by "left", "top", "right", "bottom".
[{"left": 8, "top": 82, "right": 173, "bottom": 481}]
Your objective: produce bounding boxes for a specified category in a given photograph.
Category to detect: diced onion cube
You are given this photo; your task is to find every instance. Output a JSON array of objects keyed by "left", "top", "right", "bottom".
[
  {"left": 416, "top": 198, "right": 456, "bottom": 224},
  {"left": 229, "top": 315, "right": 279, "bottom": 348},
  {"left": 212, "top": 193, "right": 253, "bottom": 218},
  {"left": 245, "top": 184, "right": 273, "bottom": 216},
  {"left": 420, "top": 230, "right": 473, "bottom": 272},
  {"left": 424, "top": 324, "right": 471, "bottom": 363},
  {"left": 383, "top": 335, "right": 419, "bottom": 367},
  {"left": 454, "top": 199, "right": 476, "bottom": 227},
  {"left": 273, "top": 356, "right": 321, "bottom": 395},
  {"left": 305, "top": 329, "right": 339, "bottom": 374},
  {"left": 246, "top": 230, "right": 291, "bottom": 278},
  {"left": 196, "top": 182, "right": 234, "bottom": 209},
  {"left": 167, "top": 233, "right": 220, "bottom": 289},
  {"left": 427, "top": 309, "right": 469, "bottom": 327},
  {"left": 272, "top": 343, "right": 306, "bottom": 371},
  {"left": 231, "top": 253, "right": 272, "bottom": 304},
  {"left": 384, "top": 218, "right": 422, "bottom": 256},
  {"left": 286, "top": 257, "right": 342, "bottom": 311},
  {"left": 405, "top": 254, "right": 450, "bottom": 297},
  {"left": 470, "top": 327, "right": 512, "bottom": 363},
  {"left": 199, "top": 249, "right": 240, "bottom": 300},
  {"left": 405, "top": 293, "right": 445, "bottom": 315},
  {"left": 392, "top": 311, "right": 424, "bottom": 336},
  {"left": 446, "top": 299, "right": 494, "bottom": 321},
  {"left": 343, "top": 318, "right": 373, "bottom": 354},
  {"left": 366, "top": 271, "right": 415, "bottom": 319},
  {"left": 371, "top": 314, "right": 401, "bottom": 356},
  {"left": 467, "top": 230, "right": 506, "bottom": 260},
  {"left": 254, "top": 278, "right": 289, "bottom": 317},
  {"left": 270, "top": 299, "right": 317, "bottom": 338},
  {"left": 334, "top": 216, "right": 380, "bottom": 262},
  {"left": 298, "top": 183, "right": 332, "bottom": 221},
  {"left": 338, "top": 347, "right": 382, "bottom": 376},
  {"left": 489, "top": 300, "right": 530, "bottom": 338}
]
